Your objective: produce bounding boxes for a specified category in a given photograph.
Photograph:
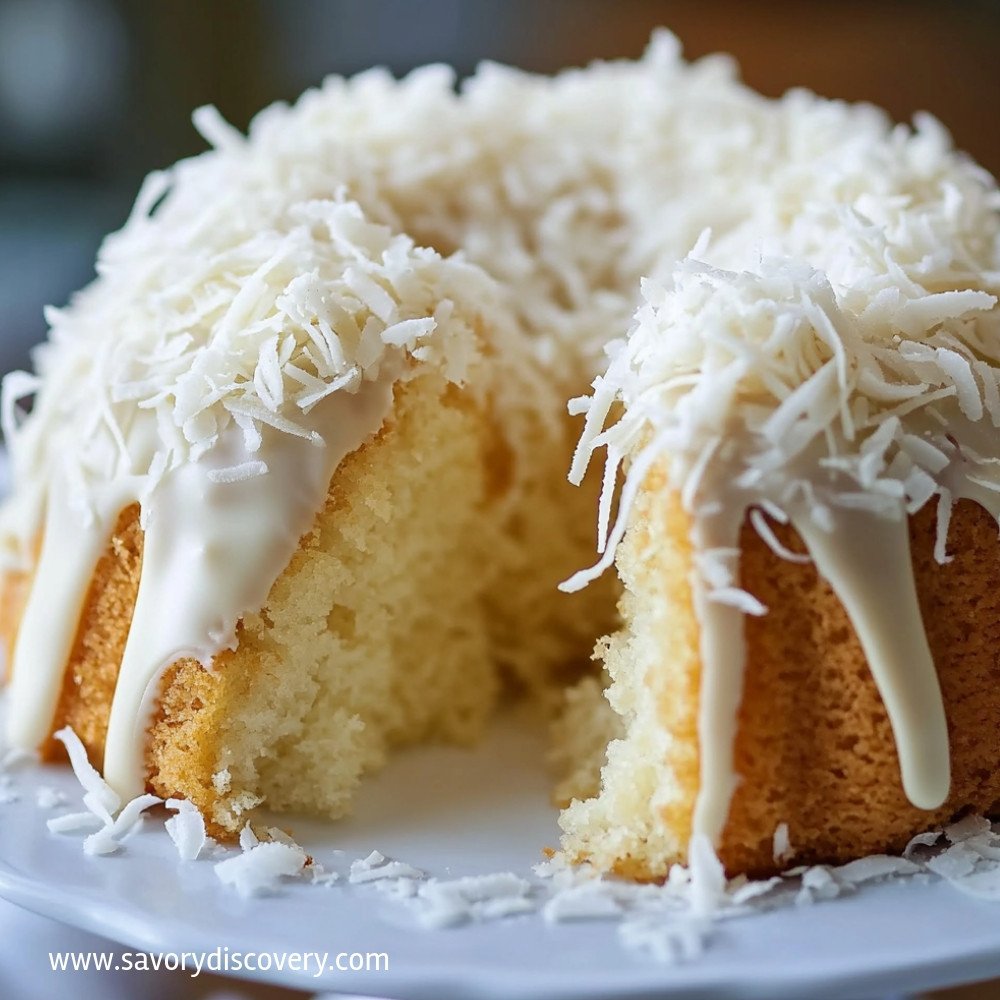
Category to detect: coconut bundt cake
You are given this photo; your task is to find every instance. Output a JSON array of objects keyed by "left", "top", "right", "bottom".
[{"left": 2, "top": 34, "right": 1000, "bottom": 877}]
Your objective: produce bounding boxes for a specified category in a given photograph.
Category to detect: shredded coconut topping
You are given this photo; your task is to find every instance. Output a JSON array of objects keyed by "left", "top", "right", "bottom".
[
  {"left": 0, "top": 191, "right": 503, "bottom": 547},
  {"left": 561, "top": 103, "right": 1000, "bottom": 592}
]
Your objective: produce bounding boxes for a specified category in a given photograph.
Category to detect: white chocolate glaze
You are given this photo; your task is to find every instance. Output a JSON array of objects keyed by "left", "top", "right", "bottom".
[
  {"left": 7, "top": 377, "right": 395, "bottom": 800},
  {"left": 7, "top": 475, "right": 116, "bottom": 749},
  {"left": 791, "top": 506, "right": 950, "bottom": 812},
  {"left": 689, "top": 509, "right": 748, "bottom": 841},
  {"left": 104, "top": 379, "right": 395, "bottom": 798},
  {"left": 6, "top": 416, "right": 161, "bottom": 752}
]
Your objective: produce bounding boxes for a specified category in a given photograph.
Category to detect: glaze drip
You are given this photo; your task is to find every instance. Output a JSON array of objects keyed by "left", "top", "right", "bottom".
[
  {"left": 103, "top": 380, "right": 395, "bottom": 798},
  {"left": 687, "top": 470, "right": 1000, "bottom": 847},
  {"left": 688, "top": 498, "right": 956, "bottom": 845},
  {"left": 689, "top": 509, "right": 748, "bottom": 842},
  {"left": 7, "top": 473, "right": 112, "bottom": 750},
  {"left": 791, "top": 506, "right": 950, "bottom": 813},
  {"left": 7, "top": 380, "right": 396, "bottom": 800}
]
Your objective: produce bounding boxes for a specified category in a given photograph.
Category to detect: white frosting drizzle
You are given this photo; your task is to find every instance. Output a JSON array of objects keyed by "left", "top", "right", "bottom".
[
  {"left": 689, "top": 467, "right": 1000, "bottom": 845},
  {"left": 689, "top": 509, "right": 747, "bottom": 840},
  {"left": 791, "top": 506, "right": 950, "bottom": 811},
  {"left": 6, "top": 475, "right": 114, "bottom": 748},
  {"left": 687, "top": 493, "right": 959, "bottom": 843},
  {"left": 7, "top": 425, "right": 158, "bottom": 752},
  {"left": 691, "top": 408, "right": 1000, "bottom": 844},
  {"left": 104, "top": 381, "right": 394, "bottom": 798},
  {"left": 688, "top": 497, "right": 956, "bottom": 840}
]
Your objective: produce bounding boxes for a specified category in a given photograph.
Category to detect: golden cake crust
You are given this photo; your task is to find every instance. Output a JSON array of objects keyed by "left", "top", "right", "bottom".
[
  {"left": 724, "top": 497, "right": 1000, "bottom": 876},
  {"left": 4, "top": 498, "right": 274, "bottom": 837}
]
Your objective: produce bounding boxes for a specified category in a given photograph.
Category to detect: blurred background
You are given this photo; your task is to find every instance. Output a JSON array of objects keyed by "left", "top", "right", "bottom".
[
  {"left": 1, "top": 0, "right": 999, "bottom": 378},
  {"left": 1, "top": 4, "right": 1000, "bottom": 997}
]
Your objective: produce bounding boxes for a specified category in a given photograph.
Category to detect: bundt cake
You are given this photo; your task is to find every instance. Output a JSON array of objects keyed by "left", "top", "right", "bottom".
[{"left": 2, "top": 33, "right": 999, "bottom": 878}]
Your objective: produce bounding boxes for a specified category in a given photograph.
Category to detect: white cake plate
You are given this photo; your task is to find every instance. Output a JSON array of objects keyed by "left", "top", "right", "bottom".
[{"left": 1, "top": 708, "right": 1000, "bottom": 999}]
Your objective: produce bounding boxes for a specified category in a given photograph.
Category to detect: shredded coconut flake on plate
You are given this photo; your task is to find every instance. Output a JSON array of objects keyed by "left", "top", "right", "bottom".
[
  {"left": 46, "top": 811, "right": 104, "bottom": 834},
  {"left": 945, "top": 815, "right": 992, "bottom": 843},
  {"left": 83, "top": 793, "right": 163, "bottom": 856},
  {"left": 214, "top": 841, "right": 307, "bottom": 897},
  {"left": 925, "top": 845, "right": 979, "bottom": 880},
  {"left": 619, "top": 917, "right": 711, "bottom": 964},
  {"left": 53, "top": 727, "right": 120, "bottom": 824},
  {"left": 352, "top": 849, "right": 386, "bottom": 871},
  {"left": 238, "top": 822, "right": 259, "bottom": 852},
  {"left": 411, "top": 873, "right": 534, "bottom": 929},
  {"left": 46, "top": 726, "right": 162, "bottom": 854},
  {"left": 34, "top": 786, "right": 67, "bottom": 809},
  {"left": 307, "top": 863, "right": 341, "bottom": 887},
  {"left": 542, "top": 881, "right": 624, "bottom": 922},
  {"left": 772, "top": 822, "right": 793, "bottom": 865},
  {"left": 795, "top": 866, "right": 842, "bottom": 906},
  {"left": 834, "top": 855, "right": 920, "bottom": 885},
  {"left": 349, "top": 859, "right": 425, "bottom": 884},
  {"left": 904, "top": 830, "right": 942, "bottom": 858},
  {"left": 165, "top": 799, "right": 208, "bottom": 861}
]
